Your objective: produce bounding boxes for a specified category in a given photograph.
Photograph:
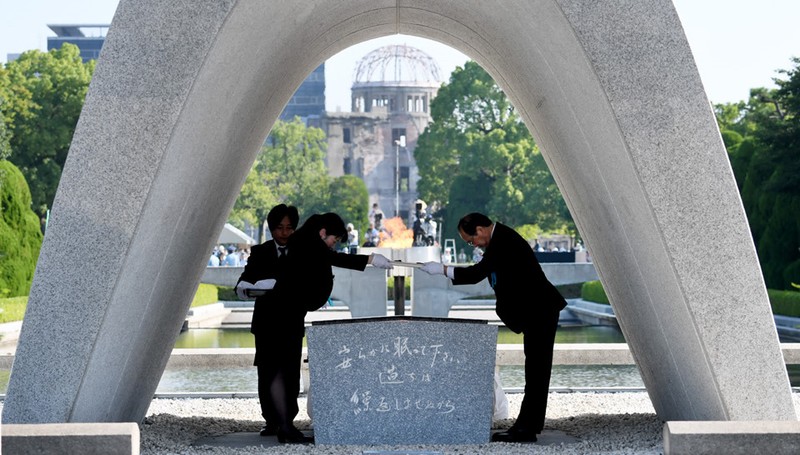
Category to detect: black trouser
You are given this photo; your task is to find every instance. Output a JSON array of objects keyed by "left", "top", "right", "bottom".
[
  {"left": 515, "top": 308, "right": 561, "bottom": 432},
  {"left": 255, "top": 330, "right": 304, "bottom": 429}
]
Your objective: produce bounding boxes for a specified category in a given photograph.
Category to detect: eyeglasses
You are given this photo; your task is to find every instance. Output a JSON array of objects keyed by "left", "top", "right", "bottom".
[{"left": 466, "top": 235, "right": 476, "bottom": 247}]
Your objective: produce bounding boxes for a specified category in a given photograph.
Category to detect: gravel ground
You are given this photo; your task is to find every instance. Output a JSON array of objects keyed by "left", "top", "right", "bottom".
[
  {"left": 141, "top": 392, "right": 667, "bottom": 454},
  {"left": 5, "top": 392, "right": 796, "bottom": 454}
]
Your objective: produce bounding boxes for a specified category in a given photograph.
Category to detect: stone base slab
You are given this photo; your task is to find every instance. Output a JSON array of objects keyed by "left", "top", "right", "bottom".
[
  {"left": 1, "top": 422, "right": 139, "bottom": 455},
  {"left": 664, "top": 421, "right": 800, "bottom": 455}
]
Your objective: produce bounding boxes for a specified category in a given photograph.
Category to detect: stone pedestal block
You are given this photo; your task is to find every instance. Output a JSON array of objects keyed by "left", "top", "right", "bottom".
[
  {"left": 307, "top": 317, "right": 497, "bottom": 444},
  {"left": 331, "top": 265, "right": 388, "bottom": 317},
  {"left": 664, "top": 421, "right": 800, "bottom": 455},
  {"left": 1, "top": 423, "right": 139, "bottom": 455}
]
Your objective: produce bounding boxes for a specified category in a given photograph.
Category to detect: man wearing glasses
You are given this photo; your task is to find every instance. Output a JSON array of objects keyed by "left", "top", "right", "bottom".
[{"left": 420, "top": 212, "right": 566, "bottom": 443}]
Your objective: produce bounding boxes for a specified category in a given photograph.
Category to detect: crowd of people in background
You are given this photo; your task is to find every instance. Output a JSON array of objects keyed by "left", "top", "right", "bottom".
[
  {"left": 362, "top": 222, "right": 380, "bottom": 247},
  {"left": 532, "top": 240, "right": 584, "bottom": 253},
  {"left": 207, "top": 205, "right": 585, "bottom": 266},
  {"left": 208, "top": 201, "right": 446, "bottom": 265},
  {"left": 208, "top": 244, "right": 250, "bottom": 266}
]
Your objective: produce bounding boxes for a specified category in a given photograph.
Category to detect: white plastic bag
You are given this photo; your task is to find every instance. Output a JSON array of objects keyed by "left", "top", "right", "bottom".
[{"left": 493, "top": 369, "right": 509, "bottom": 420}]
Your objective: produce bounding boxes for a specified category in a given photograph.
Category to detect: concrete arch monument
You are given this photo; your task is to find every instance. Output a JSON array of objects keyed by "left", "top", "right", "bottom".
[{"left": 4, "top": 0, "right": 796, "bottom": 424}]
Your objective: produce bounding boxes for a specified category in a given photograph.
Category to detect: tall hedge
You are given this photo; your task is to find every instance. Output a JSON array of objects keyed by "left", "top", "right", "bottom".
[
  {"left": 0, "top": 160, "right": 43, "bottom": 297},
  {"left": 581, "top": 280, "right": 800, "bottom": 317},
  {"left": 581, "top": 280, "right": 610, "bottom": 304},
  {"left": 768, "top": 289, "right": 800, "bottom": 318}
]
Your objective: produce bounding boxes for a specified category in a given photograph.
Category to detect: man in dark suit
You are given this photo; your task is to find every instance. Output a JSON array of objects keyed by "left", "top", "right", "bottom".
[
  {"left": 235, "top": 204, "right": 300, "bottom": 438},
  {"left": 237, "top": 207, "right": 394, "bottom": 443},
  {"left": 420, "top": 212, "right": 566, "bottom": 443}
]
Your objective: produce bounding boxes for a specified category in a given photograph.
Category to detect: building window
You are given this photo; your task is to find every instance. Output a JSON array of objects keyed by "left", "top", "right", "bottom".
[
  {"left": 343, "top": 157, "right": 352, "bottom": 175},
  {"left": 400, "top": 166, "right": 410, "bottom": 192},
  {"left": 392, "top": 128, "right": 406, "bottom": 144},
  {"left": 373, "top": 95, "right": 393, "bottom": 108},
  {"left": 343, "top": 128, "right": 351, "bottom": 144}
]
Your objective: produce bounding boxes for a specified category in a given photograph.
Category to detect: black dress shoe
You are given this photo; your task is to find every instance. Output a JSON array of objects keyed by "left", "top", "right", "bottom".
[
  {"left": 277, "top": 428, "right": 314, "bottom": 444},
  {"left": 491, "top": 427, "right": 538, "bottom": 442},
  {"left": 259, "top": 424, "right": 278, "bottom": 436}
]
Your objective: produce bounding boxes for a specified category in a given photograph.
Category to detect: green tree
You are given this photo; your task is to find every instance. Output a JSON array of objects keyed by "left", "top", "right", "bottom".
[
  {"left": 753, "top": 59, "right": 800, "bottom": 289},
  {"left": 328, "top": 175, "right": 369, "bottom": 235},
  {"left": 760, "top": 59, "right": 800, "bottom": 195},
  {"left": 718, "top": 58, "right": 800, "bottom": 289},
  {"left": 0, "top": 113, "right": 10, "bottom": 162},
  {"left": 0, "top": 74, "right": 11, "bottom": 161},
  {"left": 757, "top": 194, "right": 800, "bottom": 288},
  {"left": 229, "top": 118, "right": 331, "bottom": 239},
  {"left": 0, "top": 44, "right": 94, "bottom": 217},
  {"left": 228, "top": 169, "right": 280, "bottom": 242},
  {"left": 0, "top": 160, "right": 43, "bottom": 297},
  {"left": 415, "top": 61, "right": 573, "bottom": 234},
  {"left": 442, "top": 173, "right": 492, "bottom": 249}
]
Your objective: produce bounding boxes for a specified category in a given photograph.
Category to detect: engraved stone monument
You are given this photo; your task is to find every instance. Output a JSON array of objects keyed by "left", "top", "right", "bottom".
[{"left": 307, "top": 317, "right": 497, "bottom": 445}]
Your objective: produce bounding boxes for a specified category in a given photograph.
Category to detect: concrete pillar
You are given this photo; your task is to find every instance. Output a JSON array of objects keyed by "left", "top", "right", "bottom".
[{"left": 4, "top": 0, "right": 794, "bottom": 424}]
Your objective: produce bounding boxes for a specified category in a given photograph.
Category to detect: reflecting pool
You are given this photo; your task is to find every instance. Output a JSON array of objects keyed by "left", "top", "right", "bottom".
[
  {"left": 2, "top": 326, "right": 798, "bottom": 394},
  {"left": 173, "top": 325, "right": 627, "bottom": 348},
  {"left": 3, "top": 364, "right": 800, "bottom": 394},
  {"left": 151, "top": 364, "right": 800, "bottom": 393}
]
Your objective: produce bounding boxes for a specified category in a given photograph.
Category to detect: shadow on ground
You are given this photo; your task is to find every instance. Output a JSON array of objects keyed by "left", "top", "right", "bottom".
[{"left": 140, "top": 413, "right": 663, "bottom": 454}]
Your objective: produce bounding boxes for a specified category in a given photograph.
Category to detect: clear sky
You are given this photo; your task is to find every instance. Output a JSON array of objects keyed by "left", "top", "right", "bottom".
[{"left": 2, "top": 0, "right": 798, "bottom": 111}]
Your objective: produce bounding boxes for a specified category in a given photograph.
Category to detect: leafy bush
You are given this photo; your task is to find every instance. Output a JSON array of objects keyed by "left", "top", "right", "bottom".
[
  {"left": 191, "top": 283, "right": 219, "bottom": 308},
  {"left": 217, "top": 285, "right": 237, "bottom": 301},
  {"left": 0, "top": 284, "right": 223, "bottom": 323},
  {"left": 769, "top": 289, "right": 800, "bottom": 317},
  {"left": 515, "top": 224, "right": 543, "bottom": 242},
  {"left": 0, "top": 296, "right": 27, "bottom": 323},
  {"left": 581, "top": 280, "right": 610, "bottom": 304},
  {"left": 0, "top": 160, "right": 43, "bottom": 297},
  {"left": 582, "top": 281, "right": 800, "bottom": 317},
  {"left": 386, "top": 276, "right": 411, "bottom": 299}
]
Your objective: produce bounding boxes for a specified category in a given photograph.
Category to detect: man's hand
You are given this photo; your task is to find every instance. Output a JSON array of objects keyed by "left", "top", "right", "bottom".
[
  {"left": 253, "top": 279, "right": 276, "bottom": 290},
  {"left": 236, "top": 281, "right": 254, "bottom": 300},
  {"left": 420, "top": 261, "right": 444, "bottom": 275},
  {"left": 369, "top": 253, "right": 394, "bottom": 269}
]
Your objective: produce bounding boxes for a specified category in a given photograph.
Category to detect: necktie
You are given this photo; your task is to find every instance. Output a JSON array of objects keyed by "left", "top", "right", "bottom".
[{"left": 278, "top": 247, "right": 286, "bottom": 257}]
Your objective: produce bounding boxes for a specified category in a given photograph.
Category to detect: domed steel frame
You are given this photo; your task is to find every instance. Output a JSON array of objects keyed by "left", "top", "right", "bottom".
[{"left": 353, "top": 44, "right": 442, "bottom": 84}]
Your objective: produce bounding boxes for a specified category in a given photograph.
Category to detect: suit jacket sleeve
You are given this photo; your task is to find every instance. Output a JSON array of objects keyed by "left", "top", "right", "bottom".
[
  {"left": 329, "top": 250, "right": 369, "bottom": 271},
  {"left": 452, "top": 252, "right": 493, "bottom": 285}
]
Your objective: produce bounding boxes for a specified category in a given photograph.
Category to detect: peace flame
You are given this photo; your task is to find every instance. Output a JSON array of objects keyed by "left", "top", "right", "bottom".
[{"left": 379, "top": 217, "right": 414, "bottom": 248}]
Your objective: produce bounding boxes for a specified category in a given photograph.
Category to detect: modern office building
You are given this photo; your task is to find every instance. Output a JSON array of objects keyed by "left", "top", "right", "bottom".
[
  {"left": 45, "top": 24, "right": 325, "bottom": 121},
  {"left": 280, "top": 63, "right": 326, "bottom": 122},
  {"left": 47, "top": 24, "right": 108, "bottom": 63}
]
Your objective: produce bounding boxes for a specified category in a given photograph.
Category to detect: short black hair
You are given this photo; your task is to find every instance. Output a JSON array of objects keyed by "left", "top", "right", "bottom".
[
  {"left": 267, "top": 204, "right": 299, "bottom": 232},
  {"left": 319, "top": 212, "right": 347, "bottom": 239},
  {"left": 296, "top": 212, "right": 347, "bottom": 241},
  {"left": 457, "top": 212, "right": 493, "bottom": 235}
]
